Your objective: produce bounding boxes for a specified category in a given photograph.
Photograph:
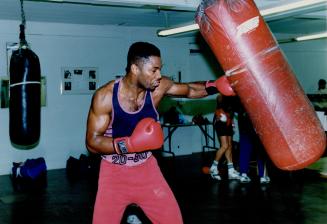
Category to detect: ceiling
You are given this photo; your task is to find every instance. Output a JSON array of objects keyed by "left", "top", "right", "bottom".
[{"left": 0, "top": 0, "right": 326, "bottom": 37}]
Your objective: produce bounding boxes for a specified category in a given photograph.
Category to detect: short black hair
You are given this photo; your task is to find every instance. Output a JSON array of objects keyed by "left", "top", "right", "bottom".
[{"left": 125, "top": 42, "right": 161, "bottom": 73}]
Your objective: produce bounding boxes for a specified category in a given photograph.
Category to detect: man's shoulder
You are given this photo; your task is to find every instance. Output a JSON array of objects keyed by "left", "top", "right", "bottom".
[
  {"left": 98, "top": 80, "right": 115, "bottom": 92},
  {"left": 161, "top": 75, "right": 171, "bottom": 81},
  {"left": 152, "top": 76, "right": 172, "bottom": 96},
  {"left": 93, "top": 80, "right": 115, "bottom": 99},
  {"left": 159, "top": 76, "right": 174, "bottom": 88}
]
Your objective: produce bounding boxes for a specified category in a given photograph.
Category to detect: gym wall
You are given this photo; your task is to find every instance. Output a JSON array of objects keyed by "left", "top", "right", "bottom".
[
  {"left": 0, "top": 19, "right": 325, "bottom": 175},
  {"left": 0, "top": 19, "right": 211, "bottom": 175}
]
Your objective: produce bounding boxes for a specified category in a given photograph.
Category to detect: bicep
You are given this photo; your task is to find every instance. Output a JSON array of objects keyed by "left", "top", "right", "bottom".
[
  {"left": 86, "top": 92, "right": 112, "bottom": 140},
  {"left": 87, "top": 107, "right": 110, "bottom": 137},
  {"left": 165, "top": 82, "right": 207, "bottom": 98},
  {"left": 165, "top": 82, "right": 190, "bottom": 97}
]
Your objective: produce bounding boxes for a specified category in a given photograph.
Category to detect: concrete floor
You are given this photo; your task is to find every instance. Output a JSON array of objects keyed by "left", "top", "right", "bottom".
[{"left": 0, "top": 152, "right": 327, "bottom": 224}]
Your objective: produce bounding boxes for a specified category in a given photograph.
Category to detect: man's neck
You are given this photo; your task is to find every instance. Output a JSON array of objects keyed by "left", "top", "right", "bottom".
[{"left": 123, "top": 74, "right": 145, "bottom": 95}]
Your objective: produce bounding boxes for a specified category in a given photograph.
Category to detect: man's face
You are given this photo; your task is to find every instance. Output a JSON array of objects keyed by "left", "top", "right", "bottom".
[{"left": 136, "top": 56, "right": 162, "bottom": 90}]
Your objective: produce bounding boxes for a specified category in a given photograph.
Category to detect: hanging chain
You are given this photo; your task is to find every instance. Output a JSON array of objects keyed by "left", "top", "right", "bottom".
[
  {"left": 20, "top": 0, "right": 26, "bottom": 26},
  {"left": 19, "top": 0, "right": 28, "bottom": 47}
]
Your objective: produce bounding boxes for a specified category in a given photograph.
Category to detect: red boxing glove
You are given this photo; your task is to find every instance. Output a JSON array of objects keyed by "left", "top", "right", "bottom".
[
  {"left": 205, "top": 76, "right": 236, "bottom": 96},
  {"left": 215, "top": 109, "right": 232, "bottom": 126},
  {"left": 113, "top": 118, "right": 164, "bottom": 154}
]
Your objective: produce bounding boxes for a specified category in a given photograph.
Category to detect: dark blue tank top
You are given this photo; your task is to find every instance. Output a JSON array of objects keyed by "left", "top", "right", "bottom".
[{"left": 111, "top": 79, "right": 159, "bottom": 138}]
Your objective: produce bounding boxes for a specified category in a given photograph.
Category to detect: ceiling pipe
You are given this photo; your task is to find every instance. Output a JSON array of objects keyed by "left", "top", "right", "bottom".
[
  {"left": 25, "top": 0, "right": 201, "bottom": 11},
  {"left": 157, "top": 0, "right": 327, "bottom": 36}
]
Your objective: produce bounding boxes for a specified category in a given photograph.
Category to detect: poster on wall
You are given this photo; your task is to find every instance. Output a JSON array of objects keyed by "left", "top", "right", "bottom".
[{"left": 61, "top": 67, "right": 98, "bottom": 95}]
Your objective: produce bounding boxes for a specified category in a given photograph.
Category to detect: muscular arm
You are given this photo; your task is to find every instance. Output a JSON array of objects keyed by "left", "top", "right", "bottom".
[
  {"left": 159, "top": 76, "right": 208, "bottom": 99},
  {"left": 85, "top": 82, "right": 116, "bottom": 154}
]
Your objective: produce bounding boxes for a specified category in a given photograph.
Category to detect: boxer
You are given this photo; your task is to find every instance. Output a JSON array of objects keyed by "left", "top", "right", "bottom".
[{"left": 85, "top": 41, "right": 232, "bottom": 223}]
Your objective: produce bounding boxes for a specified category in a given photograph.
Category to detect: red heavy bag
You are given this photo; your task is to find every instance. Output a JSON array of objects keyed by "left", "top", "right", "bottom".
[{"left": 196, "top": 0, "right": 326, "bottom": 170}]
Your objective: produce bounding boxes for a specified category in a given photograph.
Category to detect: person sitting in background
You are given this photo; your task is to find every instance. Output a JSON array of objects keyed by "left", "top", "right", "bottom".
[
  {"left": 317, "top": 79, "right": 327, "bottom": 94},
  {"left": 312, "top": 79, "right": 327, "bottom": 110},
  {"left": 209, "top": 95, "right": 239, "bottom": 180}
]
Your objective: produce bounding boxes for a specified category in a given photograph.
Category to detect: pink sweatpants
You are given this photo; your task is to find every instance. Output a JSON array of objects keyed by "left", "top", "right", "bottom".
[{"left": 92, "top": 156, "right": 183, "bottom": 224}]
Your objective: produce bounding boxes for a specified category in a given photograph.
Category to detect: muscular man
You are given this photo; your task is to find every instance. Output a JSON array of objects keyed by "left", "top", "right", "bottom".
[{"left": 85, "top": 41, "right": 233, "bottom": 224}]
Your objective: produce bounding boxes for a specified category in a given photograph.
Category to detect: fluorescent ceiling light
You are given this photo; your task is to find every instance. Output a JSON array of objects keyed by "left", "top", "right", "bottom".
[
  {"left": 95, "top": 0, "right": 200, "bottom": 10},
  {"left": 260, "top": 0, "right": 327, "bottom": 16},
  {"left": 158, "top": 0, "right": 327, "bottom": 36},
  {"left": 295, "top": 31, "right": 327, "bottom": 41},
  {"left": 158, "top": 24, "right": 199, "bottom": 36}
]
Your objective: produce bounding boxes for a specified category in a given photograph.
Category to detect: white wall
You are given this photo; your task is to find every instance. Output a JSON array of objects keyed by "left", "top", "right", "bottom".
[
  {"left": 0, "top": 19, "right": 326, "bottom": 175},
  {"left": 0, "top": 19, "right": 203, "bottom": 175},
  {"left": 280, "top": 39, "right": 327, "bottom": 93}
]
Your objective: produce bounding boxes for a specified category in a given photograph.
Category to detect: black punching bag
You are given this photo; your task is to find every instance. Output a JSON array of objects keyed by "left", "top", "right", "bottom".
[{"left": 9, "top": 24, "right": 41, "bottom": 148}]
